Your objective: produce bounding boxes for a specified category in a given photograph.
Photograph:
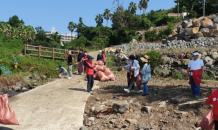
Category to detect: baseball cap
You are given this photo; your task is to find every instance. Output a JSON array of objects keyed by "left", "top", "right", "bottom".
[{"left": 87, "top": 55, "right": 94, "bottom": 60}]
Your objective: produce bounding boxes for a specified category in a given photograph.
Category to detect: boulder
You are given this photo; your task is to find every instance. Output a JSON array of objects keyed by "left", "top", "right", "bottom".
[
  {"left": 161, "top": 57, "right": 171, "bottom": 65},
  {"left": 40, "top": 75, "right": 47, "bottom": 80},
  {"left": 200, "top": 28, "right": 210, "bottom": 37},
  {"left": 181, "top": 21, "right": 189, "bottom": 28},
  {"left": 214, "top": 24, "right": 218, "bottom": 30},
  {"left": 208, "top": 14, "right": 216, "bottom": 20},
  {"left": 177, "top": 25, "right": 183, "bottom": 32},
  {"left": 202, "top": 52, "right": 207, "bottom": 57},
  {"left": 185, "top": 28, "right": 192, "bottom": 36},
  {"left": 158, "top": 101, "right": 167, "bottom": 108},
  {"left": 2, "top": 87, "right": 9, "bottom": 93},
  {"left": 211, "top": 52, "right": 218, "bottom": 59},
  {"left": 210, "top": 29, "right": 218, "bottom": 37},
  {"left": 129, "top": 39, "right": 137, "bottom": 45},
  {"left": 195, "top": 32, "right": 204, "bottom": 38},
  {"left": 94, "top": 105, "right": 105, "bottom": 113},
  {"left": 201, "top": 17, "right": 214, "bottom": 29},
  {"left": 16, "top": 81, "right": 23, "bottom": 88},
  {"left": 192, "top": 20, "right": 201, "bottom": 27},
  {"left": 191, "top": 27, "right": 200, "bottom": 37},
  {"left": 112, "top": 101, "right": 129, "bottom": 114},
  {"left": 175, "top": 53, "right": 185, "bottom": 59},
  {"left": 186, "top": 53, "right": 193, "bottom": 60},
  {"left": 214, "top": 16, "right": 218, "bottom": 23},
  {"left": 33, "top": 74, "right": 41, "bottom": 80},
  {"left": 181, "top": 59, "right": 190, "bottom": 66},
  {"left": 172, "top": 30, "right": 178, "bottom": 36},
  {"left": 184, "top": 36, "right": 190, "bottom": 41},
  {"left": 204, "top": 56, "right": 213, "bottom": 67}
]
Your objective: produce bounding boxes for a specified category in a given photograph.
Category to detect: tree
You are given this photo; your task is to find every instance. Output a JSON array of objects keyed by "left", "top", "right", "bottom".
[
  {"left": 103, "top": 9, "right": 112, "bottom": 27},
  {"left": 76, "top": 17, "right": 86, "bottom": 38},
  {"left": 140, "top": 0, "right": 149, "bottom": 14},
  {"left": 128, "top": 2, "right": 137, "bottom": 14},
  {"left": 68, "top": 22, "right": 77, "bottom": 41},
  {"left": 138, "top": 1, "right": 143, "bottom": 19},
  {"left": 8, "top": 15, "right": 24, "bottom": 28},
  {"left": 95, "top": 14, "right": 104, "bottom": 38}
]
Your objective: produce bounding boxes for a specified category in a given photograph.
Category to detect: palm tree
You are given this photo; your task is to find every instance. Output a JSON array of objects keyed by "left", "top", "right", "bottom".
[
  {"left": 68, "top": 22, "right": 76, "bottom": 41},
  {"left": 138, "top": 1, "right": 143, "bottom": 18},
  {"left": 95, "top": 14, "right": 104, "bottom": 38},
  {"left": 103, "top": 9, "right": 112, "bottom": 27},
  {"left": 128, "top": 2, "right": 137, "bottom": 14},
  {"left": 140, "top": 0, "right": 149, "bottom": 15}
]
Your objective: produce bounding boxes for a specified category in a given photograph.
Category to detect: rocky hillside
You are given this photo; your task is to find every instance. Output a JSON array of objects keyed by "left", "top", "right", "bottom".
[{"left": 170, "top": 14, "right": 218, "bottom": 41}]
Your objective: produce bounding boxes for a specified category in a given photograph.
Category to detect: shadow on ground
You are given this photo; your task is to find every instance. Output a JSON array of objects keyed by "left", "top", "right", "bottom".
[
  {"left": 0, "top": 127, "right": 14, "bottom": 130},
  {"left": 68, "top": 88, "right": 87, "bottom": 92}
]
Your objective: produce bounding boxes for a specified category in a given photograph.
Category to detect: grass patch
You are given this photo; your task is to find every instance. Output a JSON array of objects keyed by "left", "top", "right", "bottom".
[{"left": 106, "top": 54, "right": 115, "bottom": 68}]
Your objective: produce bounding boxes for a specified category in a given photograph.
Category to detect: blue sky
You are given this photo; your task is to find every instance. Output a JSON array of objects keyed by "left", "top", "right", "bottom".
[{"left": 0, "top": 0, "right": 176, "bottom": 34}]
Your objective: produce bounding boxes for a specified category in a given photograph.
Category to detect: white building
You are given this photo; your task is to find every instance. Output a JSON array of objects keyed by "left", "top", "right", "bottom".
[{"left": 45, "top": 27, "right": 77, "bottom": 45}]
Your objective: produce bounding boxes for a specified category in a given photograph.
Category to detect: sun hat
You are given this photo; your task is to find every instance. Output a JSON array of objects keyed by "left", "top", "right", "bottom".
[
  {"left": 140, "top": 55, "right": 149, "bottom": 63},
  {"left": 193, "top": 52, "right": 199, "bottom": 56},
  {"left": 59, "top": 65, "right": 62, "bottom": 67},
  {"left": 88, "top": 55, "right": 94, "bottom": 60},
  {"left": 99, "top": 50, "right": 102, "bottom": 54}
]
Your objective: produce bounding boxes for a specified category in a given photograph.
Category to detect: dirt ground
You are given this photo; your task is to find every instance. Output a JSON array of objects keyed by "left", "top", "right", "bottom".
[{"left": 84, "top": 71, "right": 218, "bottom": 130}]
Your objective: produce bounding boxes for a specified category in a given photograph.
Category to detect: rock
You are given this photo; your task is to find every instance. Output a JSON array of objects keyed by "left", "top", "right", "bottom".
[
  {"left": 204, "top": 56, "right": 213, "bottom": 67},
  {"left": 40, "top": 75, "right": 47, "bottom": 80},
  {"left": 192, "top": 20, "right": 201, "bottom": 27},
  {"left": 172, "top": 30, "right": 178, "bottom": 36},
  {"left": 2, "top": 87, "right": 9, "bottom": 93},
  {"left": 80, "top": 126, "right": 89, "bottom": 130},
  {"left": 94, "top": 105, "right": 105, "bottom": 113},
  {"left": 181, "top": 59, "right": 190, "bottom": 66},
  {"left": 210, "top": 29, "right": 218, "bottom": 37},
  {"left": 214, "top": 23, "right": 218, "bottom": 30},
  {"left": 33, "top": 74, "right": 41, "bottom": 80},
  {"left": 88, "top": 117, "right": 95, "bottom": 122},
  {"left": 211, "top": 52, "right": 218, "bottom": 59},
  {"left": 125, "top": 119, "right": 137, "bottom": 124},
  {"left": 110, "top": 119, "right": 116, "bottom": 124},
  {"left": 186, "top": 53, "right": 193, "bottom": 60},
  {"left": 162, "top": 39, "right": 167, "bottom": 44},
  {"left": 214, "top": 16, "right": 218, "bottom": 23},
  {"left": 84, "top": 119, "right": 91, "bottom": 126},
  {"left": 107, "top": 124, "right": 113, "bottom": 129},
  {"left": 141, "top": 106, "right": 152, "bottom": 114},
  {"left": 132, "top": 102, "right": 141, "bottom": 109},
  {"left": 161, "top": 57, "right": 171, "bottom": 65},
  {"left": 129, "top": 39, "right": 137, "bottom": 45},
  {"left": 95, "top": 97, "right": 100, "bottom": 101},
  {"left": 200, "top": 28, "right": 210, "bottom": 37},
  {"left": 195, "top": 32, "right": 204, "bottom": 38},
  {"left": 21, "top": 87, "right": 27, "bottom": 91},
  {"left": 16, "top": 81, "right": 23, "bottom": 88},
  {"left": 159, "top": 69, "right": 170, "bottom": 77},
  {"left": 184, "top": 36, "right": 190, "bottom": 41},
  {"left": 138, "top": 125, "right": 150, "bottom": 130},
  {"left": 185, "top": 28, "right": 192, "bottom": 36},
  {"left": 201, "top": 17, "right": 214, "bottom": 29},
  {"left": 112, "top": 101, "right": 129, "bottom": 114},
  {"left": 191, "top": 27, "right": 200, "bottom": 37},
  {"left": 174, "top": 110, "right": 188, "bottom": 116},
  {"left": 175, "top": 53, "right": 185, "bottom": 59},
  {"left": 181, "top": 21, "right": 189, "bottom": 28},
  {"left": 208, "top": 14, "right": 216, "bottom": 20},
  {"left": 158, "top": 101, "right": 166, "bottom": 108}
]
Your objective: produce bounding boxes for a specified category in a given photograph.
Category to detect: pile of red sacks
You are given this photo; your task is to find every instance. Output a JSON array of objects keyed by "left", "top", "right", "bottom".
[{"left": 94, "top": 61, "right": 115, "bottom": 82}]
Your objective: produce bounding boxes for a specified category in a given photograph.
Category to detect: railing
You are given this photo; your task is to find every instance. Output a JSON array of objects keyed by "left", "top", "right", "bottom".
[{"left": 24, "top": 44, "right": 78, "bottom": 60}]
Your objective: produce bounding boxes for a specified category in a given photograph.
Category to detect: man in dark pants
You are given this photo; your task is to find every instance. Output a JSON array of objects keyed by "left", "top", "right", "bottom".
[{"left": 85, "top": 55, "right": 95, "bottom": 92}]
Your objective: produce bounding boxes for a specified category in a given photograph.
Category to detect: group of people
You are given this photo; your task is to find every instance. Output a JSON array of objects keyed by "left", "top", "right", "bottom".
[
  {"left": 57, "top": 49, "right": 107, "bottom": 93},
  {"left": 122, "top": 54, "right": 152, "bottom": 96}
]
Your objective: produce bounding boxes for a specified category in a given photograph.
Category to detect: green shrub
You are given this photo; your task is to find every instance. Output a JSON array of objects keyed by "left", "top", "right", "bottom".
[
  {"left": 141, "top": 18, "right": 152, "bottom": 29},
  {"left": 144, "top": 30, "right": 158, "bottom": 42},
  {"left": 146, "top": 50, "right": 163, "bottom": 67},
  {"left": 203, "top": 74, "right": 214, "bottom": 80},
  {"left": 106, "top": 55, "right": 115, "bottom": 67},
  {"left": 175, "top": 73, "right": 184, "bottom": 80}
]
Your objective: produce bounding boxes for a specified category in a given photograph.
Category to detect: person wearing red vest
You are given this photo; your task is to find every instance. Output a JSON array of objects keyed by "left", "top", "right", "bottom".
[
  {"left": 85, "top": 55, "right": 95, "bottom": 92},
  {"left": 206, "top": 89, "right": 218, "bottom": 130},
  {"left": 102, "top": 51, "right": 106, "bottom": 65}
]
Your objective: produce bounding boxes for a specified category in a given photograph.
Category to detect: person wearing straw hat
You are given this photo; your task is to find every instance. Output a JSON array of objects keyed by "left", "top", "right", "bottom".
[
  {"left": 140, "top": 55, "right": 151, "bottom": 96},
  {"left": 187, "top": 51, "right": 204, "bottom": 97}
]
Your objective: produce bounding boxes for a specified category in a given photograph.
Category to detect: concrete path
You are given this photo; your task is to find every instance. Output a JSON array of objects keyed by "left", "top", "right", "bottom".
[{"left": 1, "top": 51, "right": 100, "bottom": 130}]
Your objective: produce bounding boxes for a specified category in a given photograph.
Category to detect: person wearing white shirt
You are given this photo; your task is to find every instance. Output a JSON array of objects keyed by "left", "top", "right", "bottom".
[
  {"left": 187, "top": 51, "right": 204, "bottom": 97},
  {"left": 123, "top": 55, "right": 141, "bottom": 93}
]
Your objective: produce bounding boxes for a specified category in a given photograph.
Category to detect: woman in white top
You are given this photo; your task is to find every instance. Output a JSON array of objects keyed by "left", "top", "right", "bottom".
[{"left": 123, "top": 55, "right": 141, "bottom": 93}]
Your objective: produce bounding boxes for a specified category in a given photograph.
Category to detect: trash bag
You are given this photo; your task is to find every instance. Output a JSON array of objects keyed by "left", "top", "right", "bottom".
[
  {"left": 96, "top": 71, "right": 109, "bottom": 82},
  {"left": 136, "top": 73, "right": 142, "bottom": 88},
  {"left": 199, "top": 109, "right": 215, "bottom": 130},
  {"left": 0, "top": 94, "right": 19, "bottom": 125}
]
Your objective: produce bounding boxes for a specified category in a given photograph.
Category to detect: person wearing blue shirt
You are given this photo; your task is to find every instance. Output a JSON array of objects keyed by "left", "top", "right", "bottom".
[
  {"left": 140, "top": 55, "right": 151, "bottom": 96},
  {"left": 97, "top": 50, "right": 104, "bottom": 62},
  {"left": 57, "top": 65, "right": 67, "bottom": 78}
]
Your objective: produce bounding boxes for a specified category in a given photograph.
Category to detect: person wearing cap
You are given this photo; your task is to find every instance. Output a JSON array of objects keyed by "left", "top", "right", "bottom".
[
  {"left": 85, "top": 55, "right": 95, "bottom": 92},
  {"left": 56, "top": 65, "right": 67, "bottom": 78},
  {"left": 140, "top": 55, "right": 151, "bottom": 96},
  {"left": 97, "top": 50, "right": 104, "bottom": 62},
  {"left": 77, "top": 49, "right": 85, "bottom": 75},
  {"left": 67, "top": 51, "right": 74, "bottom": 79},
  {"left": 124, "top": 55, "right": 141, "bottom": 93},
  {"left": 187, "top": 51, "right": 204, "bottom": 97},
  {"left": 205, "top": 88, "right": 218, "bottom": 130}
]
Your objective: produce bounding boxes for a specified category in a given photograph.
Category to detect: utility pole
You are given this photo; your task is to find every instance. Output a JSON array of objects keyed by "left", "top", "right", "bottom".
[
  {"left": 177, "top": 0, "right": 179, "bottom": 18},
  {"left": 203, "top": 0, "right": 205, "bottom": 17}
]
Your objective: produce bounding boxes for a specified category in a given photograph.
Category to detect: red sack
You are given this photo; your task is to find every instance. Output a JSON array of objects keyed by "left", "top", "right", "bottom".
[
  {"left": 76, "top": 62, "right": 84, "bottom": 73},
  {"left": 199, "top": 109, "right": 215, "bottom": 130},
  {"left": 96, "top": 71, "right": 109, "bottom": 82},
  {"left": 136, "top": 73, "right": 142, "bottom": 88},
  {"left": 95, "top": 61, "right": 104, "bottom": 66},
  {"left": 95, "top": 66, "right": 105, "bottom": 72},
  {"left": 104, "top": 68, "right": 112, "bottom": 76},
  {"left": 0, "top": 94, "right": 19, "bottom": 125},
  {"left": 108, "top": 72, "right": 115, "bottom": 81}
]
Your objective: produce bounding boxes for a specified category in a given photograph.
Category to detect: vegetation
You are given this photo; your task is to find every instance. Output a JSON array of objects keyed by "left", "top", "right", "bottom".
[
  {"left": 146, "top": 50, "right": 163, "bottom": 67},
  {"left": 175, "top": 73, "right": 184, "bottom": 80}
]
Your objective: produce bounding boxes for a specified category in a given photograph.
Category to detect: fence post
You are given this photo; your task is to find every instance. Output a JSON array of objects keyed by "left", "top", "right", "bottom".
[
  {"left": 52, "top": 47, "right": 55, "bottom": 60},
  {"left": 24, "top": 44, "right": 26, "bottom": 55},
  {"left": 38, "top": 45, "right": 41, "bottom": 58}
]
